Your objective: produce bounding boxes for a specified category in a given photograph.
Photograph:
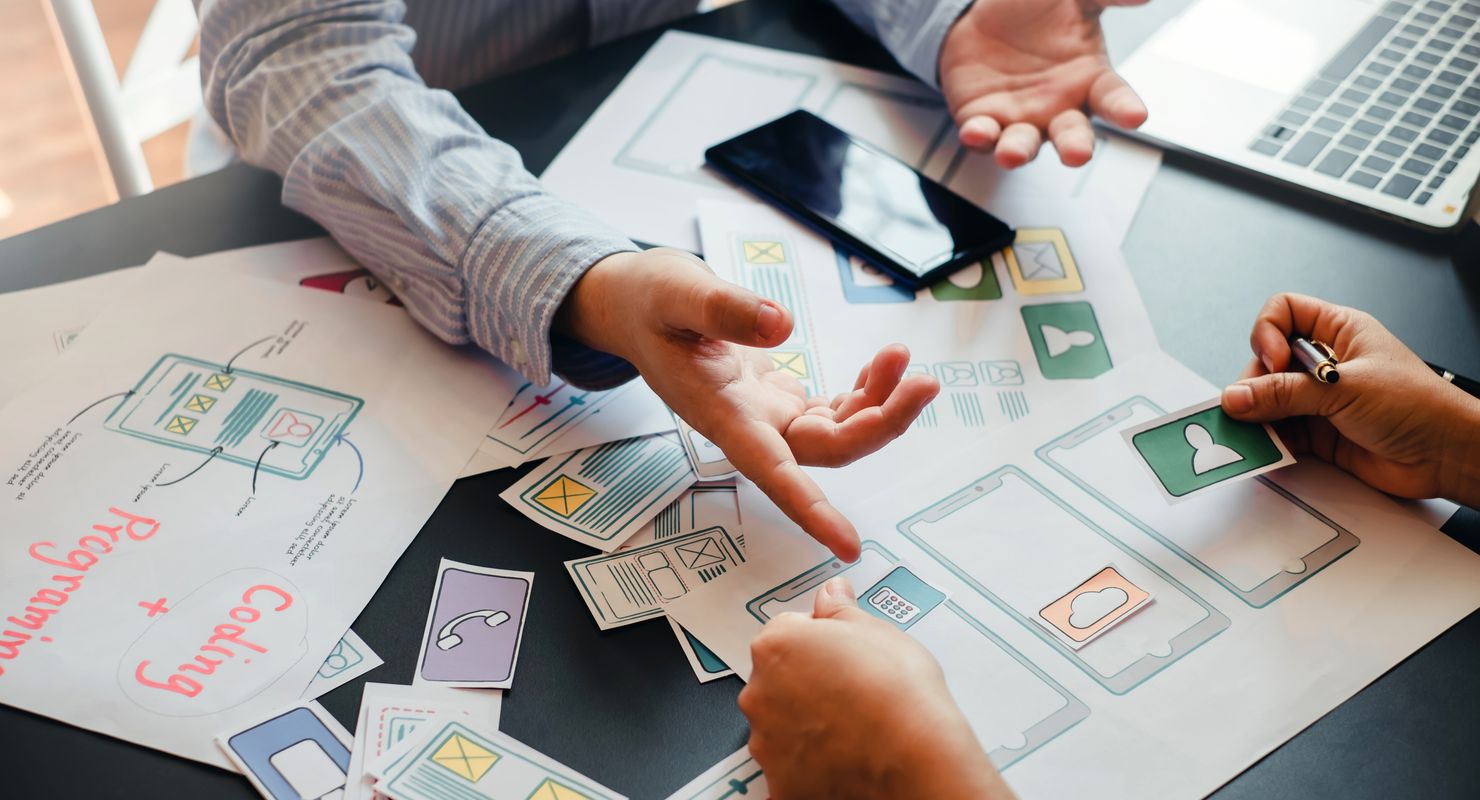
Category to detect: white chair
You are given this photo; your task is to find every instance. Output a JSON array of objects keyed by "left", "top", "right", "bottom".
[{"left": 47, "top": 0, "right": 203, "bottom": 199}]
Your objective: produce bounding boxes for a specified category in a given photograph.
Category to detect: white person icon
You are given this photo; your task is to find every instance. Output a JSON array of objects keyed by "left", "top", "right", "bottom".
[{"left": 1185, "top": 422, "right": 1244, "bottom": 475}]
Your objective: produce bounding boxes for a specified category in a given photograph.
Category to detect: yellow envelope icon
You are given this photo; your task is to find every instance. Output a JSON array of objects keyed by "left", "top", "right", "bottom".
[
  {"left": 164, "top": 415, "right": 197, "bottom": 436},
  {"left": 533, "top": 475, "right": 596, "bottom": 517},
  {"left": 430, "top": 733, "right": 499, "bottom": 782},
  {"left": 204, "top": 373, "right": 235, "bottom": 392},
  {"left": 529, "top": 778, "right": 593, "bottom": 800},
  {"left": 184, "top": 394, "right": 216, "bottom": 413},
  {"left": 1004, "top": 228, "right": 1083, "bottom": 295},
  {"left": 769, "top": 351, "right": 808, "bottom": 379},
  {"left": 743, "top": 240, "right": 785, "bottom": 264}
]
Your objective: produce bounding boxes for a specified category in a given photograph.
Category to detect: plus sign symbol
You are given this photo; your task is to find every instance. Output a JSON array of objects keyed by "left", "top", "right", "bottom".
[{"left": 138, "top": 597, "right": 170, "bottom": 617}]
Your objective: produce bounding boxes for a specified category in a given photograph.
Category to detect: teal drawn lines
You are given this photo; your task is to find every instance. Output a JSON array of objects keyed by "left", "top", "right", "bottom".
[
  {"left": 1036, "top": 397, "right": 1359, "bottom": 608},
  {"left": 950, "top": 394, "right": 987, "bottom": 428},
  {"left": 523, "top": 435, "right": 694, "bottom": 541},
  {"left": 573, "top": 447, "right": 688, "bottom": 533},
  {"left": 999, "top": 391, "right": 1030, "bottom": 421},
  {"left": 682, "top": 756, "right": 765, "bottom": 799},
  {"left": 897, "top": 466, "right": 1229, "bottom": 695},
  {"left": 153, "top": 370, "right": 201, "bottom": 425},
  {"left": 731, "top": 233, "right": 825, "bottom": 396},
  {"left": 214, "top": 389, "right": 277, "bottom": 448},
  {"left": 913, "top": 403, "right": 938, "bottom": 430}
]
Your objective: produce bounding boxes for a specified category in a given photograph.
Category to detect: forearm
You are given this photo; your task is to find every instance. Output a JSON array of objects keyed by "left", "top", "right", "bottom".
[
  {"left": 196, "top": 0, "right": 637, "bottom": 387},
  {"left": 825, "top": 0, "right": 974, "bottom": 86},
  {"left": 1440, "top": 390, "right": 1480, "bottom": 509}
]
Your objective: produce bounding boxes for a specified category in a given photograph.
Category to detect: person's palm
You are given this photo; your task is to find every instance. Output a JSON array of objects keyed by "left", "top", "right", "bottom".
[
  {"left": 560, "top": 249, "right": 938, "bottom": 559},
  {"left": 940, "top": 0, "right": 1150, "bottom": 167}
]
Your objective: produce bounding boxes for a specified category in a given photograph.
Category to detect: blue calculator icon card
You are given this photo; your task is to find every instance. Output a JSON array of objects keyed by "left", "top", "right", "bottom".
[{"left": 859, "top": 566, "right": 946, "bottom": 630}]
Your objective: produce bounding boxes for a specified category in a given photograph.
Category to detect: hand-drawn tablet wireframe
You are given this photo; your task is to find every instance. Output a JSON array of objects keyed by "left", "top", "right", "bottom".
[
  {"left": 1036, "top": 397, "right": 1359, "bottom": 607},
  {"left": 746, "top": 540, "right": 1089, "bottom": 769},
  {"left": 897, "top": 466, "right": 1230, "bottom": 695},
  {"left": 104, "top": 354, "right": 361, "bottom": 480}
]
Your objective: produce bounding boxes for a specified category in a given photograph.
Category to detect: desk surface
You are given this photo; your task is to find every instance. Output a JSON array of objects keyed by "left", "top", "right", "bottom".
[{"left": 1, "top": 1, "right": 1478, "bottom": 797}]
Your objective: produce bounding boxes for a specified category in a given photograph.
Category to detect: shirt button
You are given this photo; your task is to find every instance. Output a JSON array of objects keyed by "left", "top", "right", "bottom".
[
  {"left": 509, "top": 340, "right": 528, "bottom": 365},
  {"left": 387, "top": 274, "right": 406, "bottom": 292}
]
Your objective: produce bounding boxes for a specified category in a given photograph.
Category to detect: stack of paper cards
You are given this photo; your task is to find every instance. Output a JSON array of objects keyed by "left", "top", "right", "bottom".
[
  {"left": 345, "top": 683, "right": 503, "bottom": 800},
  {"left": 372, "top": 719, "right": 624, "bottom": 800},
  {"left": 566, "top": 526, "right": 748, "bottom": 629},
  {"left": 415, "top": 560, "right": 534, "bottom": 690},
  {"left": 501, "top": 433, "right": 697, "bottom": 551},
  {"left": 217, "top": 701, "right": 354, "bottom": 800}
]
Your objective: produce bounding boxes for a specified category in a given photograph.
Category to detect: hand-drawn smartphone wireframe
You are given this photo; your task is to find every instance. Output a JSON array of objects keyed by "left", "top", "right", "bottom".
[
  {"left": 727, "top": 233, "right": 825, "bottom": 395},
  {"left": 105, "top": 354, "right": 362, "bottom": 480},
  {"left": 746, "top": 541, "right": 1089, "bottom": 768},
  {"left": 898, "top": 467, "right": 1229, "bottom": 695},
  {"left": 1037, "top": 397, "right": 1359, "bottom": 607}
]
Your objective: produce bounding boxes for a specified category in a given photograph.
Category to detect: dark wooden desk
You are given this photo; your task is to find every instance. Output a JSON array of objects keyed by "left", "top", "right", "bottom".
[{"left": 1, "top": 1, "right": 1477, "bottom": 797}]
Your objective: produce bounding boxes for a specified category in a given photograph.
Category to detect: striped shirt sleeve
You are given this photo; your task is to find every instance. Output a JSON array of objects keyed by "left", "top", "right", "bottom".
[
  {"left": 828, "top": 0, "right": 975, "bottom": 88},
  {"left": 194, "top": 0, "right": 639, "bottom": 389}
]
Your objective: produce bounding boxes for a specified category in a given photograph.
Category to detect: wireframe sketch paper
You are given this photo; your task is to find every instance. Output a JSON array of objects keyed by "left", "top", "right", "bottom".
[
  {"left": 302, "top": 629, "right": 383, "bottom": 700},
  {"left": 663, "top": 746, "right": 767, "bottom": 800},
  {"left": 0, "top": 259, "right": 509, "bottom": 767},
  {"left": 618, "top": 480, "right": 741, "bottom": 552},
  {"left": 698, "top": 198, "right": 1158, "bottom": 451},
  {"left": 541, "top": 31, "right": 1160, "bottom": 251},
  {"left": 668, "top": 353, "right": 1480, "bottom": 798},
  {"left": 414, "top": 560, "right": 533, "bottom": 690},
  {"left": 345, "top": 682, "right": 503, "bottom": 800},
  {"left": 502, "top": 432, "right": 697, "bottom": 551},
  {"left": 567, "top": 525, "right": 748, "bottom": 630},
  {"left": 376, "top": 719, "right": 625, "bottom": 800}
]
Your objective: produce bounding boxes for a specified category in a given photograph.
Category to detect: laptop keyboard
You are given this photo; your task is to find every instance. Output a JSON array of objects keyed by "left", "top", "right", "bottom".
[{"left": 1249, "top": 0, "right": 1480, "bottom": 206}]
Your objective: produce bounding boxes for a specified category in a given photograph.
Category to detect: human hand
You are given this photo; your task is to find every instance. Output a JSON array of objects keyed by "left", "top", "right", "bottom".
[
  {"left": 738, "top": 577, "right": 1013, "bottom": 800},
  {"left": 558, "top": 250, "right": 939, "bottom": 560},
  {"left": 939, "top": 0, "right": 1150, "bottom": 168},
  {"left": 1220, "top": 293, "right": 1480, "bottom": 507}
]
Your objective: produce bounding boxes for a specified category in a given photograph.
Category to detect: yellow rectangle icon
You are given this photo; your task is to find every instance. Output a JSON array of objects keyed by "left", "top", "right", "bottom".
[{"left": 1003, "top": 228, "right": 1083, "bottom": 295}]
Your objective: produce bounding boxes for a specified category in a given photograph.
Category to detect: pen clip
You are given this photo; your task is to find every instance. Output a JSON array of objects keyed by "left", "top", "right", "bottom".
[{"left": 1308, "top": 339, "right": 1338, "bottom": 364}]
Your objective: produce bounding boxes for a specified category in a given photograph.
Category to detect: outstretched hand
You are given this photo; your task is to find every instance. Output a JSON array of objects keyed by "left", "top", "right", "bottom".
[
  {"left": 558, "top": 249, "right": 939, "bottom": 560},
  {"left": 939, "top": 0, "right": 1150, "bottom": 168}
]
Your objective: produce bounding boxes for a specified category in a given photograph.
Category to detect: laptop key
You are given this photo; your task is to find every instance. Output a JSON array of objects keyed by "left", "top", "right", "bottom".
[
  {"left": 1278, "top": 110, "right": 1311, "bottom": 126},
  {"left": 1468, "top": 130, "right": 1480, "bottom": 144},
  {"left": 1324, "top": 16, "right": 1399, "bottom": 79},
  {"left": 1315, "top": 149, "right": 1359, "bottom": 177},
  {"left": 1417, "top": 50, "right": 1444, "bottom": 65},
  {"left": 1356, "top": 75, "right": 1383, "bottom": 90},
  {"left": 1341, "top": 133, "right": 1374, "bottom": 150},
  {"left": 1292, "top": 95, "right": 1323, "bottom": 111},
  {"left": 1428, "top": 127, "right": 1459, "bottom": 144},
  {"left": 1425, "top": 83, "right": 1456, "bottom": 99},
  {"left": 1402, "top": 157, "right": 1435, "bottom": 174},
  {"left": 1430, "top": 175, "right": 1447, "bottom": 188},
  {"left": 1462, "top": 43, "right": 1480, "bottom": 58},
  {"left": 1393, "top": 77, "right": 1422, "bottom": 92},
  {"left": 1349, "top": 170, "right": 1384, "bottom": 188},
  {"left": 1364, "top": 154, "right": 1397, "bottom": 172},
  {"left": 1403, "top": 110, "right": 1434, "bottom": 127},
  {"left": 1440, "top": 113, "right": 1468, "bottom": 128},
  {"left": 1377, "top": 139, "right": 1409, "bottom": 157},
  {"left": 1415, "top": 142, "right": 1447, "bottom": 159},
  {"left": 1264, "top": 124, "right": 1297, "bottom": 141},
  {"left": 1369, "top": 61, "right": 1396, "bottom": 76},
  {"left": 1404, "top": 64, "right": 1433, "bottom": 79},
  {"left": 1314, "top": 116, "right": 1345, "bottom": 132},
  {"left": 1251, "top": 139, "right": 1283, "bottom": 156},
  {"left": 1463, "top": 87, "right": 1480, "bottom": 102},
  {"left": 1329, "top": 101, "right": 1359, "bottom": 118},
  {"left": 1437, "top": 70, "right": 1465, "bottom": 85},
  {"left": 1354, "top": 119, "right": 1385, "bottom": 136},
  {"left": 1414, "top": 96, "right": 1445, "bottom": 112},
  {"left": 1452, "top": 100, "right": 1479, "bottom": 115},
  {"left": 1440, "top": 159, "right": 1459, "bottom": 173},
  {"left": 1391, "top": 125, "right": 1420, "bottom": 141},
  {"left": 1284, "top": 132, "right": 1333, "bottom": 166},
  {"left": 1458, "top": 145, "right": 1472, "bottom": 158},
  {"left": 1416, "top": 191, "right": 1434, "bottom": 204},
  {"left": 1382, "top": 173, "right": 1422, "bottom": 197},
  {"left": 1367, "top": 105, "right": 1396, "bottom": 121},
  {"left": 1451, "top": 56, "right": 1478, "bottom": 70}
]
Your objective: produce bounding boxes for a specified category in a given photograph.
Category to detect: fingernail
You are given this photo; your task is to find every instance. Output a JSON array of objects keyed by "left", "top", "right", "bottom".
[
  {"left": 1222, "top": 384, "right": 1254, "bottom": 414},
  {"left": 1261, "top": 353, "right": 1275, "bottom": 374},
  {"left": 822, "top": 576, "right": 855, "bottom": 603},
  {"left": 755, "top": 303, "right": 782, "bottom": 341}
]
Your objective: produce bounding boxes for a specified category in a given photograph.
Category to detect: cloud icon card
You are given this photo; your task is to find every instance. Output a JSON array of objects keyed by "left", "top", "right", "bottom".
[{"left": 1037, "top": 565, "right": 1152, "bottom": 649}]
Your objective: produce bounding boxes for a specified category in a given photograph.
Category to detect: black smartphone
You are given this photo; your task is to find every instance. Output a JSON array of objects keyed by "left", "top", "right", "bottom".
[{"left": 704, "top": 110, "right": 1014, "bottom": 290}]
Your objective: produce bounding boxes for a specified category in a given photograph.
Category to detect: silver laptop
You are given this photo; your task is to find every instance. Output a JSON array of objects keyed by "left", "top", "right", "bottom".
[{"left": 1117, "top": 0, "right": 1480, "bottom": 230}]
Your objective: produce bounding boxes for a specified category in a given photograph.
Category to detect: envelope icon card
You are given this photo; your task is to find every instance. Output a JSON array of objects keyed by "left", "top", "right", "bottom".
[
  {"left": 379, "top": 719, "right": 623, "bottom": 800},
  {"left": 1004, "top": 228, "right": 1083, "bottom": 295}
]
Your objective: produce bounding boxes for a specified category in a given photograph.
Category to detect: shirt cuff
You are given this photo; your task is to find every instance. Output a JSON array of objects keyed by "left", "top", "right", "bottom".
[
  {"left": 460, "top": 192, "right": 639, "bottom": 388},
  {"left": 894, "top": 0, "right": 975, "bottom": 89}
]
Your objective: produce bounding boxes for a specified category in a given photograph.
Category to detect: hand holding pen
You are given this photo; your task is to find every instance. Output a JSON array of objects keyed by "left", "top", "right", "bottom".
[{"left": 1218, "top": 293, "right": 1480, "bottom": 508}]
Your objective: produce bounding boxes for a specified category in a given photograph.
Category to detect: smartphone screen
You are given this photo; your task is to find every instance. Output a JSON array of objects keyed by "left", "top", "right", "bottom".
[
  {"left": 705, "top": 110, "right": 1014, "bottom": 288},
  {"left": 746, "top": 542, "right": 1087, "bottom": 768},
  {"left": 899, "top": 466, "right": 1229, "bottom": 694},
  {"left": 1038, "top": 398, "right": 1358, "bottom": 607}
]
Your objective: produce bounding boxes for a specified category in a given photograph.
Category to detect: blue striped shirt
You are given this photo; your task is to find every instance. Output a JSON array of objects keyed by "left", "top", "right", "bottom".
[{"left": 194, "top": 0, "right": 971, "bottom": 388}]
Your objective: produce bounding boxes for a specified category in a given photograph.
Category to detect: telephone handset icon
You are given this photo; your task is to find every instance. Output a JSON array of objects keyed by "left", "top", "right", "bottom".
[{"left": 435, "top": 609, "right": 510, "bottom": 650}]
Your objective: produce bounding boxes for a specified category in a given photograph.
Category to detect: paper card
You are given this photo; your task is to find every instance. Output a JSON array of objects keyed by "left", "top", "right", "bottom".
[
  {"left": 217, "top": 701, "right": 353, "bottom": 800},
  {"left": 566, "top": 525, "right": 748, "bottom": 629},
  {"left": 619, "top": 481, "right": 742, "bottom": 552},
  {"left": 501, "top": 432, "right": 697, "bottom": 551},
  {"left": 1035, "top": 566, "right": 1152, "bottom": 649},
  {"left": 414, "top": 560, "right": 533, "bottom": 689},
  {"left": 377, "top": 719, "right": 625, "bottom": 800},
  {"left": 1121, "top": 398, "right": 1295, "bottom": 503},
  {"left": 1003, "top": 228, "right": 1084, "bottom": 296},
  {"left": 672, "top": 413, "right": 737, "bottom": 480},
  {"left": 667, "top": 617, "right": 734, "bottom": 683},
  {"left": 662, "top": 746, "right": 767, "bottom": 800},
  {"left": 302, "top": 629, "right": 383, "bottom": 700},
  {"left": 344, "top": 682, "right": 503, "bottom": 800},
  {"left": 856, "top": 564, "right": 948, "bottom": 631}
]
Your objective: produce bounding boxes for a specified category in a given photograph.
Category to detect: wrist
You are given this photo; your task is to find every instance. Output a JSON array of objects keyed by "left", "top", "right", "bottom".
[
  {"left": 554, "top": 251, "right": 640, "bottom": 361},
  {"left": 1439, "top": 390, "right": 1480, "bottom": 508}
]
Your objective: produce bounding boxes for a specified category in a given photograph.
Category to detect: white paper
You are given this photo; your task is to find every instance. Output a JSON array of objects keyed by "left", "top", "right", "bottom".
[
  {"left": 345, "top": 682, "right": 503, "bottom": 800},
  {"left": 502, "top": 433, "right": 697, "bottom": 551},
  {"left": 667, "top": 617, "right": 734, "bottom": 684},
  {"left": 699, "top": 198, "right": 1159, "bottom": 455},
  {"left": 668, "top": 353, "right": 1480, "bottom": 797},
  {"left": 567, "top": 523, "right": 748, "bottom": 630},
  {"left": 0, "top": 258, "right": 507, "bottom": 767},
  {"left": 663, "top": 745, "right": 767, "bottom": 800},
  {"left": 541, "top": 31, "right": 1161, "bottom": 251},
  {"left": 0, "top": 266, "right": 144, "bottom": 406},
  {"left": 619, "top": 480, "right": 741, "bottom": 552},
  {"left": 302, "top": 629, "right": 384, "bottom": 700}
]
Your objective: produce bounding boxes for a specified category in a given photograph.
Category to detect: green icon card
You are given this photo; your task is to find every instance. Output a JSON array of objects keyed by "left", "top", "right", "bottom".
[
  {"left": 1021, "top": 302, "right": 1112, "bottom": 380},
  {"left": 1121, "top": 399, "right": 1295, "bottom": 502}
]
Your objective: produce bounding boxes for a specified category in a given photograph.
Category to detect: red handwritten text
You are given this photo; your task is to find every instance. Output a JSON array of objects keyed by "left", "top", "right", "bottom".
[{"left": 133, "top": 583, "right": 294, "bottom": 698}]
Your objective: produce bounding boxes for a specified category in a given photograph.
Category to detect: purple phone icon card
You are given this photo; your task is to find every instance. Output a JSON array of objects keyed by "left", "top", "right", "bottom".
[{"left": 414, "top": 558, "right": 533, "bottom": 689}]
